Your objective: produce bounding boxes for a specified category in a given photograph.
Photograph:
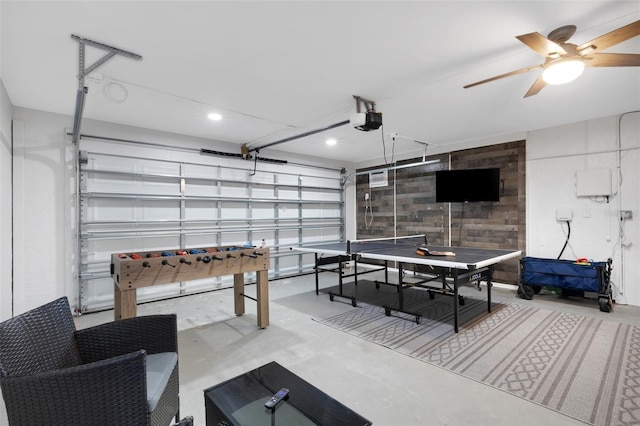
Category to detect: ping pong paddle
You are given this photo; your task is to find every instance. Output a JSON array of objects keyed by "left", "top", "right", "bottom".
[{"left": 416, "top": 247, "right": 455, "bottom": 257}]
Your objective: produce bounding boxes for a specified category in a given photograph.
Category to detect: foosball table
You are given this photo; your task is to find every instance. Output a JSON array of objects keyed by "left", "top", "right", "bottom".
[{"left": 110, "top": 245, "right": 270, "bottom": 328}]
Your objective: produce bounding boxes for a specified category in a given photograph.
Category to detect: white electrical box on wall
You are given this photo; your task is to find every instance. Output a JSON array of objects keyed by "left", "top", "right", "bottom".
[
  {"left": 369, "top": 170, "right": 388, "bottom": 188},
  {"left": 556, "top": 208, "right": 573, "bottom": 221},
  {"left": 576, "top": 168, "right": 612, "bottom": 197}
]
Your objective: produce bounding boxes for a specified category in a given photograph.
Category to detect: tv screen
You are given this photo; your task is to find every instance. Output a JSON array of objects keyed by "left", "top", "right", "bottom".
[{"left": 435, "top": 168, "right": 500, "bottom": 202}]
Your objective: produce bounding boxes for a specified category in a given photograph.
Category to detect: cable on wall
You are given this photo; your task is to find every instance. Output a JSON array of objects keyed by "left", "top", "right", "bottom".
[
  {"left": 614, "top": 109, "right": 640, "bottom": 296},
  {"left": 557, "top": 220, "right": 571, "bottom": 259},
  {"left": 381, "top": 124, "right": 395, "bottom": 165},
  {"left": 364, "top": 194, "right": 374, "bottom": 230}
]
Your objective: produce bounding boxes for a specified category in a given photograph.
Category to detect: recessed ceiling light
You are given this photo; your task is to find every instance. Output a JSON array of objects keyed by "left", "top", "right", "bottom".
[
  {"left": 208, "top": 113, "right": 222, "bottom": 121},
  {"left": 326, "top": 138, "right": 337, "bottom": 146}
]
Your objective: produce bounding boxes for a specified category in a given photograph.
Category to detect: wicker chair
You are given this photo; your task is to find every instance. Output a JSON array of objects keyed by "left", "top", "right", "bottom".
[{"left": 0, "top": 297, "right": 181, "bottom": 426}]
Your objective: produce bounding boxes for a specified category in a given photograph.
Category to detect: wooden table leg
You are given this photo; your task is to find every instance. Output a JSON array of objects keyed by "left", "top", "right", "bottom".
[
  {"left": 234, "top": 273, "right": 245, "bottom": 316},
  {"left": 256, "top": 269, "right": 269, "bottom": 329},
  {"left": 114, "top": 281, "right": 122, "bottom": 320},
  {"left": 114, "top": 282, "right": 137, "bottom": 320}
]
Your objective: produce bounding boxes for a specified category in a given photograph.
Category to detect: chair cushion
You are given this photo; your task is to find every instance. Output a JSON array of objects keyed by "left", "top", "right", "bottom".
[{"left": 146, "top": 352, "right": 178, "bottom": 412}]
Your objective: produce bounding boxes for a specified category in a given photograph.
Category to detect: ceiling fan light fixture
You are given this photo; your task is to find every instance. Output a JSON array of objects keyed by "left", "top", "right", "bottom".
[{"left": 542, "top": 59, "right": 585, "bottom": 85}]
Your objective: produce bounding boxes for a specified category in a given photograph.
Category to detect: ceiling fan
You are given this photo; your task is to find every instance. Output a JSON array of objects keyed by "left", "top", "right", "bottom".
[{"left": 464, "top": 19, "right": 640, "bottom": 97}]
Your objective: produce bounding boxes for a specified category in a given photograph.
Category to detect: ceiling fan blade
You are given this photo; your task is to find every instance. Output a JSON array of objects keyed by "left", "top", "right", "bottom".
[
  {"left": 578, "top": 19, "right": 640, "bottom": 53},
  {"left": 586, "top": 52, "right": 640, "bottom": 67},
  {"left": 464, "top": 64, "right": 543, "bottom": 89},
  {"left": 516, "top": 32, "right": 567, "bottom": 57},
  {"left": 524, "top": 75, "right": 547, "bottom": 98}
]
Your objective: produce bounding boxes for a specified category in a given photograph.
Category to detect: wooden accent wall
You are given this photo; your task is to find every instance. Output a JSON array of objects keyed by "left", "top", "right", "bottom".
[{"left": 356, "top": 141, "right": 526, "bottom": 284}]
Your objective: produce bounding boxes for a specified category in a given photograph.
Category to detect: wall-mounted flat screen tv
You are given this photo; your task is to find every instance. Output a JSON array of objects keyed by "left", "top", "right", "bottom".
[{"left": 435, "top": 168, "right": 500, "bottom": 202}]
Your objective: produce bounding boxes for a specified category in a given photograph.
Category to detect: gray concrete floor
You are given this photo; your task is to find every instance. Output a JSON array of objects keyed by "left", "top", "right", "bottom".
[{"left": 3, "top": 271, "right": 640, "bottom": 425}]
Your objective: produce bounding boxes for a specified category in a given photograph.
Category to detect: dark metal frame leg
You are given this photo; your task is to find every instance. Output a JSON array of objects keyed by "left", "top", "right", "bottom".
[
  {"left": 314, "top": 253, "right": 319, "bottom": 295},
  {"left": 397, "top": 262, "right": 404, "bottom": 310},
  {"left": 382, "top": 262, "right": 422, "bottom": 324},
  {"left": 338, "top": 256, "right": 344, "bottom": 295},
  {"left": 487, "top": 266, "right": 493, "bottom": 313},
  {"left": 453, "top": 269, "right": 459, "bottom": 333},
  {"left": 326, "top": 255, "right": 358, "bottom": 307},
  {"left": 373, "top": 262, "right": 496, "bottom": 333}
]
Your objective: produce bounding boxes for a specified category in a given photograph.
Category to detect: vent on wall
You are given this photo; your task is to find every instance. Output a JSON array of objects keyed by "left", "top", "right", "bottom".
[{"left": 369, "top": 170, "right": 388, "bottom": 188}]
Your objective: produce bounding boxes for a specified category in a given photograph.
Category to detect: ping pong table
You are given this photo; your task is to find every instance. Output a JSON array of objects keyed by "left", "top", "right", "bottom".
[{"left": 294, "top": 235, "right": 521, "bottom": 332}]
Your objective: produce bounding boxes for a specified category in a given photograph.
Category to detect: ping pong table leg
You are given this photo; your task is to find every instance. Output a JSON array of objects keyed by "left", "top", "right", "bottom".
[
  {"left": 314, "top": 253, "right": 319, "bottom": 295},
  {"left": 354, "top": 255, "right": 358, "bottom": 288},
  {"left": 385, "top": 261, "right": 391, "bottom": 291},
  {"left": 487, "top": 266, "right": 493, "bottom": 313},
  {"left": 338, "top": 256, "right": 344, "bottom": 295},
  {"left": 397, "top": 262, "right": 404, "bottom": 310},
  {"left": 353, "top": 255, "right": 362, "bottom": 304},
  {"left": 453, "top": 269, "right": 459, "bottom": 333}
]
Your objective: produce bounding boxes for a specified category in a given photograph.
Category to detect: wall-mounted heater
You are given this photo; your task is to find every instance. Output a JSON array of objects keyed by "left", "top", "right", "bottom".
[{"left": 369, "top": 170, "right": 388, "bottom": 188}]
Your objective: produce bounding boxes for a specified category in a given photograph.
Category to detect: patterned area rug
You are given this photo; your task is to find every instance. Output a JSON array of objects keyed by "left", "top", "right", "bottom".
[{"left": 314, "top": 284, "right": 640, "bottom": 426}]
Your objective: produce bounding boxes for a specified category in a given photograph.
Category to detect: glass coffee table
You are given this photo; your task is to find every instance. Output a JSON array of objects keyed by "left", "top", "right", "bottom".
[{"left": 204, "top": 361, "right": 372, "bottom": 425}]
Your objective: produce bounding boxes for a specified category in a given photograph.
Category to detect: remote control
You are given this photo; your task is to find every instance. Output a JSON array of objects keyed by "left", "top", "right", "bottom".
[{"left": 264, "top": 388, "right": 289, "bottom": 409}]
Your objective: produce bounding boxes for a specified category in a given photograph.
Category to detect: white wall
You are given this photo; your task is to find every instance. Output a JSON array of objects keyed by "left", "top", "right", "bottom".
[
  {"left": 527, "top": 113, "right": 640, "bottom": 305},
  {"left": 11, "top": 109, "right": 71, "bottom": 315},
  {"left": 11, "top": 107, "right": 355, "bottom": 315},
  {"left": 0, "top": 80, "right": 13, "bottom": 321}
]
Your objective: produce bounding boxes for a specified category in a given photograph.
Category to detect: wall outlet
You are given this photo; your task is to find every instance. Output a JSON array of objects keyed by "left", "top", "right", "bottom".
[
  {"left": 620, "top": 210, "right": 633, "bottom": 220},
  {"left": 556, "top": 208, "right": 573, "bottom": 221}
]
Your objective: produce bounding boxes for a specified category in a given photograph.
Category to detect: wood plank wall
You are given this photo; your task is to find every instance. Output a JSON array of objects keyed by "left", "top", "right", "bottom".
[{"left": 355, "top": 140, "right": 525, "bottom": 284}]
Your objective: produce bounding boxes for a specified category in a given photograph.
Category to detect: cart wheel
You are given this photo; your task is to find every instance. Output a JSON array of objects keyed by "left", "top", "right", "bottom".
[
  {"left": 375, "top": 283, "right": 380, "bottom": 289},
  {"left": 415, "top": 316, "right": 421, "bottom": 324},
  {"left": 351, "top": 299, "right": 357, "bottom": 308},
  {"left": 384, "top": 308, "right": 391, "bottom": 317},
  {"left": 458, "top": 295, "right": 465, "bottom": 306},
  {"left": 429, "top": 291, "right": 435, "bottom": 300},
  {"left": 599, "top": 297, "right": 612, "bottom": 313},
  {"left": 517, "top": 284, "right": 534, "bottom": 300},
  {"left": 533, "top": 285, "right": 542, "bottom": 294},
  {"left": 329, "top": 294, "right": 334, "bottom": 302}
]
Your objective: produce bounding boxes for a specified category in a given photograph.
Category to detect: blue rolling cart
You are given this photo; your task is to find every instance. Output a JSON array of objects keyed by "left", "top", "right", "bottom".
[{"left": 518, "top": 257, "right": 613, "bottom": 312}]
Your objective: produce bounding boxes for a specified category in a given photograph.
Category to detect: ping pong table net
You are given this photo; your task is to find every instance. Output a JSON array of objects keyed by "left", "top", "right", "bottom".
[
  {"left": 347, "top": 235, "right": 455, "bottom": 257},
  {"left": 346, "top": 235, "right": 428, "bottom": 254}
]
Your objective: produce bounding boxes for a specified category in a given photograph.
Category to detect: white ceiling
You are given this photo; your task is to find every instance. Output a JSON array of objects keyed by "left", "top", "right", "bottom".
[{"left": 2, "top": 1, "right": 640, "bottom": 167}]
